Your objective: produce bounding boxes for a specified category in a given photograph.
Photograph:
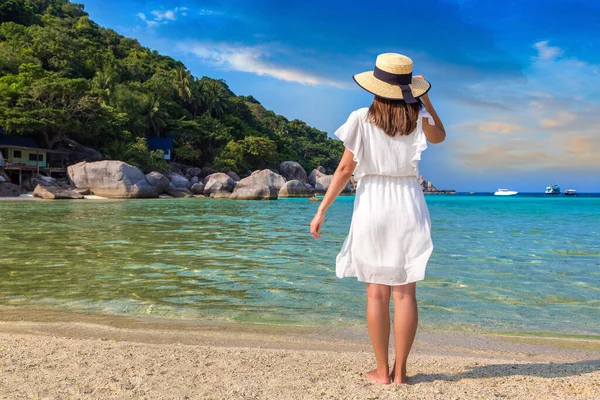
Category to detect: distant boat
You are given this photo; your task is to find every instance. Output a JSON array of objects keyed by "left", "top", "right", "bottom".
[
  {"left": 494, "top": 189, "right": 518, "bottom": 196},
  {"left": 565, "top": 189, "right": 578, "bottom": 196},
  {"left": 545, "top": 184, "right": 560, "bottom": 195}
]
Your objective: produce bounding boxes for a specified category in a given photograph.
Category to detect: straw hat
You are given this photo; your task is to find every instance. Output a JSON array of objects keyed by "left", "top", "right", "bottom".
[{"left": 353, "top": 53, "right": 430, "bottom": 103}]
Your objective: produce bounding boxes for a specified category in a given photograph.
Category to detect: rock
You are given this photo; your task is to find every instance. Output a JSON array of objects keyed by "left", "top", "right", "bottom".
[
  {"left": 309, "top": 196, "right": 322, "bottom": 202},
  {"left": 317, "top": 166, "right": 326, "bottom": 173},
  {"left": 0, "top": 182, "right": 22, "bottom": 197},
  {"left": 236, "top": 170, "right": 286, "bottom": 191},
  {"left": 210, "top": 190, "right": 232, "bottom": 199},
  {"left": 167, "top": 187, "right": 193, "bottom": 198},
  {"left": 33, "top": 184, "right": 84, "bottom": 200},
  {"left": 169, "top": 162, "right": 189, "bottom": 175},
  {"left": 203, "top": 176, "right": 235, "bottom": 195},
  {"left": 146, "top": 171, "right": 171, "bottom": 194},
  {"left": 168, "top": 182, "right": 175, "bottom": 189},
  {"left": 279, "top": 161, "right": 308, "bottom": 184},
  {"left": 226, "top": 171, "right": 241, "bottom": 182},
  {"left": 75, "top": 188, "right": 91, "bottom": 195},
  {"left": 23, "top": 173, "right": 57, "bottom": 191},
  {"left": 191, "top": 182, "right": 205, "bottom": 195},
  {"left": 305, "top": 183, "right": 315, "bottom": 192},
  {"left": 67, "top": 161, "right": 157, "bottom": 198},
  {"left": 166, "top": 173, "right": 191, "bottom": 189},
  {"left": 278, "top": 180, "right": 312, "bottom": 198},
  {"left": 53, "top": 137, "right": 102, "bottom": 163},
  {"left": 186, "top": 167, "right": 202, "bottom": 177},
  {"left": 0, "top": 175, "right": 5, "bottom": 183},
  {"left": 313, "top": 175, "right": 351, "bottom": 193},
  {"left": 200, "top": 167, "right": 216, "bottom": 179},
  {"left": 190, "top": 176, "right": 199, "bottom": 185},
  {"left": 202, "top": 173, "right": 235, "bottom": 191},
  {"left": 230, "top": 185, "right": 277, "bottom": 200},
  {"left": 308, "top": 169, "right": 326, "bottom": 187}
]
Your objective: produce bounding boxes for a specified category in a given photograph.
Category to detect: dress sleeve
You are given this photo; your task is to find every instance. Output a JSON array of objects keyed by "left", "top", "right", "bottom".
[
  {"left": 420, "top": 110, "right": 435, "bottom": 126},
  {"left": 334, "top": 111, "right": 363, "bottom": 162}
]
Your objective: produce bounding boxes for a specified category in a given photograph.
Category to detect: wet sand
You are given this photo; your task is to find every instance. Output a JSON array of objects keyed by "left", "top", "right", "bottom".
[{"left": 0, "top": 308, "right": 598, "bottom": 399}]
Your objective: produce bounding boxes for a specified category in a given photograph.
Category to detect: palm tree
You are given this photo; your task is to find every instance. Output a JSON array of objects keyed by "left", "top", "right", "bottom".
[
  {"left": 189, "top": 78, "right": 205, "bottom": 118},
  {"left": 174, "top": 67, "right": 192, "bottom": 105},
  {"left": 201, "top": 79, "right": 228, "bottom": 118},
  {"left": 91, "top": 71, "right": 113, "bottom": 96},
  {"left": 140, "top": 94, "right": 166, "bottom": 136}
]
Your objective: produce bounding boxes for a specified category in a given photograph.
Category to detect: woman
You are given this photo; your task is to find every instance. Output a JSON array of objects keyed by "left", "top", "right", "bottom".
[{"left": 309, "top": 53, "right": 446, "bottom": 384}]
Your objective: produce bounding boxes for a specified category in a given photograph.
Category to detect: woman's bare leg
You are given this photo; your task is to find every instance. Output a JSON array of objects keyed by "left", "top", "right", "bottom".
[
  {"left": 365, "top": 283, "right": 391, "bottom": 384},
  {"left": 391, "top": 282, "right": 418, "bottom": 384}
]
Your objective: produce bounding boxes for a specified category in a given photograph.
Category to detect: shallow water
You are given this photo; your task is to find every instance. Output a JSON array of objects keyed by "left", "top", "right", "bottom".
[{"left": 0, "top": 196, "right": 599, "bottom": 335}]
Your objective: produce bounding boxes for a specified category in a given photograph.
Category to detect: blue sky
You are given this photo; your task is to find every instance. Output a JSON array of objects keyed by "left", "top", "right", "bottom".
[{"left": 81, "top": 0, "right": 600, "bottom": 192}]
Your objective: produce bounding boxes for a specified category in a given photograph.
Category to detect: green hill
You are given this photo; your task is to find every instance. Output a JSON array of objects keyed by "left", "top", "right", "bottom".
[{"left": 0, "top": 0, "right": 343, "bottom": 173}]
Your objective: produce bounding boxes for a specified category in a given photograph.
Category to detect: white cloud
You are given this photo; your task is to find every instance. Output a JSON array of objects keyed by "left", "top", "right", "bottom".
[
  {"left": 533, "top": 41, "right": 563, "bottom": 60},
  {"left": 177, "top": 42, "right": 350, "bottom": 88},
  {"left": 137, "top": 7, "right": 187, "bottom": 28},
  {"left": 199, "top": 9, "right": 223, "bottom": 16}
]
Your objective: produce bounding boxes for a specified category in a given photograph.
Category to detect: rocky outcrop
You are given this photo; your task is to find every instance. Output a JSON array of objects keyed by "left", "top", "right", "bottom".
[
  {"left": 226, "top": 171, "right": 241, "bottom": 182},
  {"left": 191, "top": 182, "right": 205, "bottom": 195},
  {"left": 146, "top": 171, "right": 170, "bottom": 194},
  {"left": 210, "top": 190, "right": 232, "bottom": 199},
  {"left": 167, "top": 187, "right": 193, "bottom": 198},
  {"left": 419, "top": 175, "right": 456, "bottom": 195},
  {"left": 22, "top": 173, "right": 57, "bottom": 192},
  {"left": 53, "top": 137, "right": 102, "bottom": 163},
  {"left": 308, "top": 169, "right": 326, "bottom": 187},
  {"left": 67, "top": 161, "right": 157, "bottom": 198},
  {"left": 166, "top": 172, "right": 191, "bottom": 189},
  {"left": 279, "top": 161, "right": 308, "bottom": 184},
  {"left": 237, "top": 170, "right": 286, "bottom": 191},
  {"left": 0, "top": 182, "right": 22, "bottom": 197},
  {"left": 230, "top": 185, "right": 277, "bottom": 200},
  {"left": 33, "top": 184, "right": 84, "bottom": 200},
  {"left": 278, "top": 180, "right": 312, "bottom": 198},
  {"left": 186, "top": 167, "right": 202, "bottom": 177},
  {"left": 200, "top": 167, "right": 216, "bottom": 179},
  {"left": 203, "top": 173, "right": 235, "bottom": 190}
]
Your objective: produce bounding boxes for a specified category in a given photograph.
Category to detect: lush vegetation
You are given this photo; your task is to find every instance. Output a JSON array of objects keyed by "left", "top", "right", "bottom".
[{"left": 0, "top": 0, "right": 343, "bottom": 173}]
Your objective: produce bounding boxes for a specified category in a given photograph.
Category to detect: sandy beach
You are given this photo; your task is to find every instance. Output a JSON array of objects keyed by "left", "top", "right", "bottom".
[{"left": 0, "top": 308, "right": 598, "bottom": 400}]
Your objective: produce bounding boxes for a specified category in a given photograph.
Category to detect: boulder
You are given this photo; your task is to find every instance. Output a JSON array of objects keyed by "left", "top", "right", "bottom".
[
  {"left": 191, "top": 182, "right": 205, "bottom": 195},
  {"left": 226, "top": 171, "right": 241, "bottom": 182},
  {"left": 317, "top": 166, "right": 326, "bottom": 173},
  {"left": 67, "top": 161, "right": 157, "bottom": 198},
  {"left": 0, "top": 182, "right": 22, "bottom": 197},
  {"left": 210, "top": 190, "right": 232, "bottom": 199},
  {"left": 236, "top": 170, "right": 286, "bottom": 191},
  {"left": 200, "top": 167, "right": 216, "bottom": 179},
  {"left": 22, "top": 173, "right": 57, "bottom": 192},
  {"left": 146, "top": 171, "right": 170, "bottom": 194},
  {"left": 186, "top": 167, "right": 202, "bottom": 177},
  {"left": 190, "top": 176, "right": 199, "bottom": 185},
  {"left": 203, "top": 173, "right": 235, "bottom": 191},
  {"left": 279, "top": 161, "right": 308, "bottom": 184},
  {"left": 230, "top": 185, "right": 277, "bottom": 200},
  {"left": 278, "top": 180, "right": 312, "bottom": 198},
  {"left": 170, "top": 162, "right": 189, "bottom": 175},
  {"left": 33, "top": 184, "right": 84, "bottom": 200},
  {"left": 167, "top": 187, "right": 193, "bottom": 198},
  {"left": 53, "top": 137, "right": 102, "bottom": 163},
  {"left": 166, "top": 172, "right": 191, "bottom": 189},
  {"left": 203, "top": 179, "right": 233, "bottom": 195},
  {"left": 75, "top": 188, "right": 91, "bottom": 195},
  {"left": 313, "top": 175, "right": 351, "bottom": 193},
  {"left": 308, "top": 169, "right": 326, "bottom": 187}
]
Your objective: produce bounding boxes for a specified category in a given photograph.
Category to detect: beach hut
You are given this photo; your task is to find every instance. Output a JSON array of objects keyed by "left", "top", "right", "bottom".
[
  {"left": 0, "top": 135, "right": 68, "bottom": 185},
  {"left": 147, "top": 137, "right": 174, "bottom": 161}
]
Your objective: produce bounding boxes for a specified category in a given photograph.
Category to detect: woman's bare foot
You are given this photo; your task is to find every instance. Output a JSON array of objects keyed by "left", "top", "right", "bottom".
[
  {"left": 390, "top": 365, "right": 408, "bottom": 384},
  {"left": 365, "top": 368, "right": 391, "bottom": 384}
]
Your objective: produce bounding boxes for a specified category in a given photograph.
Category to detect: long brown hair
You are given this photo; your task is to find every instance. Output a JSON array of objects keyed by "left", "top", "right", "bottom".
[{"left": 367, "top": 96, "right": 423, "bottom": 137}]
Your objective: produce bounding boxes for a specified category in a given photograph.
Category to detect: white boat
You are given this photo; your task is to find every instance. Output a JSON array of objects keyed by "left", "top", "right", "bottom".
[
  {"left": 494, "top": 188, "right": 518, "bottom": 196},
  {"left": 545, "top": 184, "right": 560, "bottom": 195},
  {"left": 565, "top": 189, "right": 578, "bottom": 196}
]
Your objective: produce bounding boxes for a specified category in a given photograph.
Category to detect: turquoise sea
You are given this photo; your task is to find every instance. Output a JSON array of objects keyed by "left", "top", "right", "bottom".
[{"left": 0, "top": 195, "right": 599, "bottom": 336}]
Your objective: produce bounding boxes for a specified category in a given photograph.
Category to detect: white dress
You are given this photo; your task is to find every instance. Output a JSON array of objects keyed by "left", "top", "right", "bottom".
[{"left": 334, "top": 107, "right": 434, "bottom": 285}]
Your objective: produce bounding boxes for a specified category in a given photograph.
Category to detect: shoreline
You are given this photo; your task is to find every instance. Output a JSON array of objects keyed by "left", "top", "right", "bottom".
[{"left": 1, "top": 307, "right": 599, "bottom": 399}]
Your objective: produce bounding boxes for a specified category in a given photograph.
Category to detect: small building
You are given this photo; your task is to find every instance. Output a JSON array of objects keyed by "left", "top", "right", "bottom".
[
  {"left": 147, "top": 137, "right": 173, "bottom": 161},
  {"left": 0, "top": 134, "right": 69, "bottom": 185}
]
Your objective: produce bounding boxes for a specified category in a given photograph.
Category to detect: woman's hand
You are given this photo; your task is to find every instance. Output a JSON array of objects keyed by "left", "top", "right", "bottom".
[{"left": 310, "top": 209, "right": 326, "bottom": 239}]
